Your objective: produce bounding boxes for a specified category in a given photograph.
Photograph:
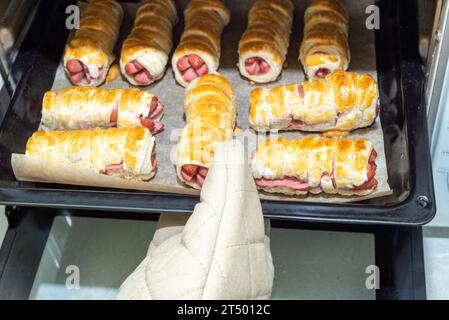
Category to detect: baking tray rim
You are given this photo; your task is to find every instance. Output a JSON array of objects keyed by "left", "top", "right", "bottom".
[{"left": 0, "top": 0, "right": 436, "bottom": 226}]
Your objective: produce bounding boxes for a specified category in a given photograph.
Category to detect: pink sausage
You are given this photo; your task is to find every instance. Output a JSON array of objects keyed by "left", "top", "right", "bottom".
[
  {"left": 181, "top": 170, "right": 193, "bottom": 182},
  {"left": 70, "top": 72, "right": 84, "bottom": 83},
  {"left": 288, "top": 119, "right": 305, "bottom": 130},
  {"left": 177, "top": 56, "right": 191, "bottom": 72},
  {"left": 134, "top": 69, "right": 153, "bottom": 84},
  {"left": 181, "top": 68, "right": 198, "bottom": 82},
  {"left": 244, "top": 57, "right": 271, "bottom": 76},
  {"left": 245, "top": 62, "right": 260, "bottom": 75},
  {"left": 105, "top": 163, "right": 123, "bottom": 175},
  {"left": 196, "top": 63, "right": 209, "bottom": 76},
  {"left": 298, "top": 85, "right": 304, "bottom": 99},
  {"left": 315, "top": 68, "right": 331, "bottom": 79},
  {"left": 152, "top": 121, "right": 164, "bottom": 133},
  {"left": 177, "top": 54, "right": 208, "bottom": 83},
  {"left": 196, "top": 173, "right": 206, "bottom": 187},
  {"left": 67, "top": 59, "right": 83, "bottom": 73},
  {"left": 110, "top": 105, "right": 119, "bottom": 126},
  {"left": 181, "top": 165, "right": 198, "bottom": 182},
  {"left": 149, "top": 102, "right": 164, "bottom": 119},
  {"left": 125, "top": 60, "right": 144, "bottom": 75},
  {"left": 198, "top": 167, "right": 208, "bottom": 177},
  {"left": 188, "top": 54, "right": 204, "bottom": 69},
  {"left": 259, "top": 60, "right": 271, "bottom": 74},
  {"left": 151, "top": 151, "right": 157, "bottom": 169},
  {"left": 140, "top": 118, "right": 165, "bottom": 134}
]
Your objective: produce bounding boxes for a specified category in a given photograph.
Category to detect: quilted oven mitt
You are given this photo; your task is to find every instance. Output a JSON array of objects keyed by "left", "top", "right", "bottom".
[{"left": 116, "top": 140, "right": 274, "bottom": 299}]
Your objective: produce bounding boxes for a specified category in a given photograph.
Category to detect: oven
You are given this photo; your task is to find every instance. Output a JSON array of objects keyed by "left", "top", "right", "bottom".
[{"left": 0, "top": 0, "right": 443, "bottom": 300}]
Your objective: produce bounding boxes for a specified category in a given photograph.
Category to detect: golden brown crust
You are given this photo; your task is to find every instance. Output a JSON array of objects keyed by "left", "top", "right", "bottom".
[
  {"left": 25, "top": 127, "right": 155, "bottom": 180},
  {"left": 121, "top": 0, "right": 177, "bottom": 65},
  {"left": 41, "top": 87, "right": 159, "bottom": 131},
  {"left": 249, "top": 70, "right": 378, "bottom": 132},
  {"left": 176, "top": 74, "right": 235, "bottom": 188},
  {"left": 252, "top": 136, "right": 376, "bottom": 195},
  {"left": 299, "top": 0, "right": 350, "bottom": 79},
  {"left": 238, "top": 0, "right": 294, "bottom": 82},
  {"left": 172, "top": 0, "right": 230, "bottom": 86},
  {"left": 64, "top": 0, "right": 123, "bottom": 68}
]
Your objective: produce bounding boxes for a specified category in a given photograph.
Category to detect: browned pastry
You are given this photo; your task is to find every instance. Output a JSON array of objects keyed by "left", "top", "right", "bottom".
[
  {"left": 238, "top": 0, "right": 294, "bottom": 83},
  {"left": 171, "top": 0, "right": 230, "bottom": 87},
  {"left": 252, "top": 136, "right": 378, "bottom": 196},
  {"left": 25, "top": 127, "right": 157, "bottom": 181},
  {"left": 41, "top": 87, "right": 164, "bottom": 134},
  {"left": 120, "top": 0, "right": 178, "bottom": 86},
  {"left": 63, "top": 0, "right": 123, "bottom": 86},
  {"left": 299, "top": 0, "right": 350, "bottom": 79},
  {"left": 176, "top": 73, "right": 236, "bottom": 189},
  {"left": 249, "top": 70, "right": 378, "bottom": 132}
]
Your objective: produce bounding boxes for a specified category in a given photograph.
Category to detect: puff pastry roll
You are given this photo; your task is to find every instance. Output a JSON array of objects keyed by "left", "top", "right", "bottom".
[
  {"left": 299, "top": 0, "right": 350, "bottom": 80},
  {"left": 176, "top": 74, "right": 236, "bottom": 189},
  {"left": 120, "top": 0, "right": 178, "bottom": 85},
  {"left": 63, "top": 0, "right": 123, "bottom": 86},
  {"left": 171, "top": 0, "right": 230, "bottom": 87},
  {"left": 238, "top": 0, "right": 294, "bottom": 83},
  {"left": 252, "top": 136, "right": 378, "bottom": 196},
  {"left": 26, "top": 127, "right": 156, "bottom": 181},
  {"left": 250, "top": 70, "right": 378, "bottom": 132},
  {"left": 42, "top": 87, "right": 164, "bottom": 134}
]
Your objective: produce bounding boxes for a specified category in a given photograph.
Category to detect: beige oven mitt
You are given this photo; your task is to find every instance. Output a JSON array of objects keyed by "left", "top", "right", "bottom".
[{"left": 116, "top": 140, "right": 274, "bottom": 299}]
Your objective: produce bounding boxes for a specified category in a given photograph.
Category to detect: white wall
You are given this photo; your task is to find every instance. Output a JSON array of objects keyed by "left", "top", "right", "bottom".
[{"left": 0, "top": 206, "right": 7, "bottom": 247}]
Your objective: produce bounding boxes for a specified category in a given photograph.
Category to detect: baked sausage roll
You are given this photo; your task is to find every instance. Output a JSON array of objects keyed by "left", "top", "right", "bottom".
[
  {"left": 249, "top": 70, "right": 378, "bottom": 132},
  {"left": 171, "top": 0, "right": 230, "bottom": 87},
  {"left": 252, "top": 136, "right": 378, "bottom": 196},
  {"left": 176, "top": 73, "right": 235, "bottom": 189},
  {"left": 120, "top": 0, "right": 178, "bottom": 86},
  {"left": 299, "top": 0, "right": 350, "bottom": 80},
  {"left": 63, "top": 0, "right": 123, "bottom": 86},
  {"left": 238, "top": 0, "right": 294, "bottom": 83},
  {"left": 25, "top": 127, "right": 157, "bottom": 181},
  {"left": 42, "top": 87, "right": 164, "bottom": 134}
]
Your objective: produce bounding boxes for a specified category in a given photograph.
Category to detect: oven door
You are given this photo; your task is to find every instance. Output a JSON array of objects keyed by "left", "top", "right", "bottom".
[{"left": 0, "top": 207, "right": 425, "bottom": 300}]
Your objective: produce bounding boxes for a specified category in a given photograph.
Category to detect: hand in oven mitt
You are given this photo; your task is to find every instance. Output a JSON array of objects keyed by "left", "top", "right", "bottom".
[{"left": 116, "top": 140, "right": 274, "bottom": 299}]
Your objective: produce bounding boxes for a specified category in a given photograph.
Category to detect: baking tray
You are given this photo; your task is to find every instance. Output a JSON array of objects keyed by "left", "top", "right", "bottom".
[
  {"left": 11, "top": 0, "right": 392, "bottom": 204},
  {"left": 0, "top": 0, "right": 436, "bottom": 225}
]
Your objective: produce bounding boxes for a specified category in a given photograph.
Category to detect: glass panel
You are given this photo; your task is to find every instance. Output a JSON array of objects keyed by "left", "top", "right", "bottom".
[
  {"left": 29, "top": 216, "right": 156, "bottom": 300},
  {"left": 270, "top": 228, "right": 375, "bottom": 300},
  {"left": 30, "top": 217, "right": 375, "bottom": 300},
  {"left": 423, "top": 227, "right": 449, "bottom": 300}
]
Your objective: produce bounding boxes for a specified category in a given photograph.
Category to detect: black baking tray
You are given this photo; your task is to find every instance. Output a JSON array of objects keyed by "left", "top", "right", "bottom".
[{"left": 0, "top": 0, "right": 436, "bottom": 225}]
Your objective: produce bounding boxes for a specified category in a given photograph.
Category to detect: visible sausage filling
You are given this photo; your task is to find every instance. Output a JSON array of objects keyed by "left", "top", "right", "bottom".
[
  {"left": 104, "top": 141, "right": 157, "bottom": 176},
  {"left": 125, "top": 60, "right": 153, "bottom": 85},
  {"left": 109, "top": 97, "right": 164, "bottom": 134},
  {"left": 254, "top": 149, "right": 378, "bottom": 192},
  {"left": 244, "top": 57, "right": 271, "bottom": 76},
  {"left": 286, "top": 84, "right": 344, "bottom": 130},
  {"left": 255, "top": 176, "right": 309, "bottom": 191},
  {"left": 181, "top": 164, "right": 209, "bottom": 187},
  {"left": 66, "top": 59, "right": 104, "bottom": 84},
  {"left": 177, "top": 54, "right": 209, "bottom": 83},
  {"left": 315, "top": 68, "right": 331, "bottom": 79},
  {"left": 285, "top": 85, "right": 306, "bottom": 129}
]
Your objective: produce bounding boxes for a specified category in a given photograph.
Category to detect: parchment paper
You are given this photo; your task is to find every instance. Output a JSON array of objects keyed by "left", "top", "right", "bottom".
[{"left": 12, "top": 0, "right": 392, "bottom": 203}]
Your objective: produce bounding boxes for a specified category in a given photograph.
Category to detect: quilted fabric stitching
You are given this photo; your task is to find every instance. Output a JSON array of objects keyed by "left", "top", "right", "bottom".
[{"left": 201, "top": 152, "right": 232, "bottom": 299}]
